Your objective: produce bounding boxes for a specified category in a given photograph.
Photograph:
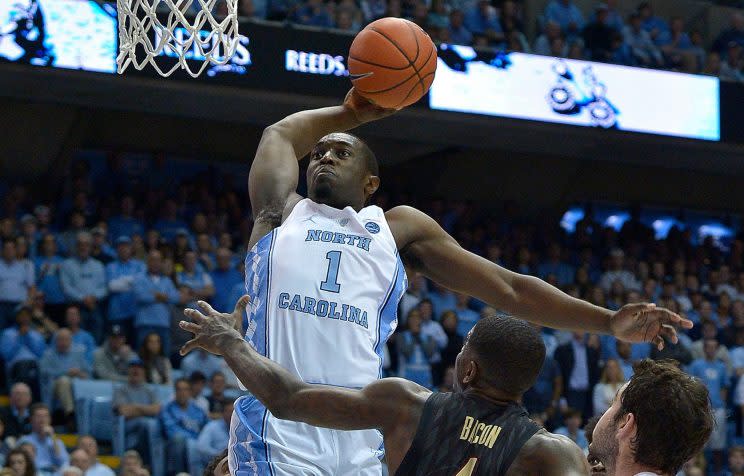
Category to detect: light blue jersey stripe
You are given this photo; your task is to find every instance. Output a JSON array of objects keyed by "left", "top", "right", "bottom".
[
  {"left": 374, "top": 253, "right": 407, "bottom": 378},
  {"left": 243, "top": 231, "right": 276, "bottom": 357}
]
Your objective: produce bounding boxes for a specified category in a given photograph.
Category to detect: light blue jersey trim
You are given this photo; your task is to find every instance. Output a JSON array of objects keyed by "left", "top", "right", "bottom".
[
  {"left": 374, "top": 253, "right": 407, "bottom": 378},
  {"left": 243, "top": 231, "right": 277, "bottom": 357}
]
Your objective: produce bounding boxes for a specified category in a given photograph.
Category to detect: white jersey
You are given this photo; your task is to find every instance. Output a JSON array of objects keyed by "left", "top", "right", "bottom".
[{"left": 242, "top": 198, "right": 407, "bottom": 388}]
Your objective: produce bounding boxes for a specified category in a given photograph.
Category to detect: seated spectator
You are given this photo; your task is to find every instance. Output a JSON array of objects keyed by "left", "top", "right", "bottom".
[
  {"left": 113, "top": 359, "right": 162, "bottom": 472},
  {"left": 448, "top": 10, "right": 473, "bottom": 46},
  {"left": 209, "top": 248, "right": 242, "bottom": 314},
  {"left": 292, "top": 0, "right": 334, "bottom": 28},
  {"left": 27, "top": 293, "right": 57, "bottom": 341},
  {"left": 205, "top": 372, "right": 228, "bottom": 420},
  {"left": 614, "top": 340, "right": 635, "bottom": 379},
  {"left": 133, "top": 250, "right": 181, "bottom": 356},
  {"left": 410, "top": 0, "right": 428, "bottom": 29},
  {"left": 336, "top": 0, "right": 363, "bottom": 30},
  {"left": 89, "top": 228, "right": 114, "bottom": 265},
  {"left": 175, "top": 251, "right": 214, "bottom": 310},
  {"left": 4, "top": 447, "right": 36, "bottom": 476},
  {"left": 592, "top": 358, "right": 626, "bottom": 416},
  {"left": 118, "top": 450, "right": 149, "bottom": 476},
  {"left": 534, "top": 21, "right": 565, "bottom": 57},
  {"left": 139, "top": 333, "right": 172, "bottom": 385},
  {"left": 452, "top": 293, "right": 479, "bottom": 337},
  {"left": 17, "top": 404, "right": 69, "bottom": 474},
  {"left": 464, "top": 0, "right": 503, "bottom": 46},
  {"left": 499, "top": 0, "right": 524, "bottom": 35},
  {"left": 426, "top": 0, "right": 448, "bottom": 31},
  {"left": 583, "top": 4, "right": 617, "bottom": 62},
  {"left": 360, "top": 0, "right": 386, "bottom": 23},
  {"left": 108, "top": 196, "right": 145, "bottom": 242},
  {"left": 107, "top": 236, "right": 146, "bottom": 343},
  {"left": 714, "top": 11, "right": 744, "bottom": 54},
  {"left": 397, "top": 309, "right": 435, "bottom": 389},
  {"left": 180, "top": 348, "right": 224, "bottom": 382},
  {"left": 160, "top": 378, "right": 208, "bottom": 475},
  {"left": 69, "top": 449, "right": 90, "bottom": 476},
  {"left": 728, "top": 447, "right": 744, "bottom": 476},
  {"left": 34, "top": 234, "right": 66, "bottom": 324},
  {"left": 522, "top": 351, "right": 562, "bottom": 425},
  {"left": 153, "top": 200, "right": 187, "bottom": 243},
  {"left": 189, "top": 372, "right": 209, "bottom": 415},
  {"left": 0, "top": 383, "right": 32, "bottom": 441},
  {"left": 544, "top": 0, "right": 584, "bottom": 38},
  {"left": 599, "top": 249, "right": 640, "bottom": 292},
  {"left": 658, "top": 16, "right": 693, "bottom": 68},
  {"left": 93, "top": 324, "right": 137, "bottom": 382},
  {"left": 691, "top": 320, "right": 731, "bottom": 372},
  {"left": 76, "top": 436, "right": 115, "bottom": 476},
  {"left": 440, "top": 311, "right": 463, "bottom": 370},
  {"left": 555, "top": 408, "right": 588, "bottom": 451},
  {"left": 623, "top": 12, "right": 664, "bottom": 67},
  {"left": 399, "top": 274, "right": 428, "bottom": 326},
  {"left": 637, "top": 1, "right": 669, "bottom": 45},
  {"left": 59, "top": 232, "right": 107, "bottom": 344},
  {"left": 40, "top": 328, "right": 90, "bottom": 427},
  {"left": 419, "top": 299, "right": 448, "bottom": 387},
  {"left": 61, "top": 306, "right": 95, "bottom": 365},
  {"left": 0, "top": 305, "right": 46, "bottom": 396},
  {"left": 0, "top": 239, "right": 35, "bottom": 328},
  {"left": 188, "top": 399, "right": 234, "bottom": 476}
]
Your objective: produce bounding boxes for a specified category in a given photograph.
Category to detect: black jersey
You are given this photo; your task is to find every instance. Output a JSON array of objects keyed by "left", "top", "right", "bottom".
[{"left": 395, "top": 392, "right": 541, "bottom": 476}]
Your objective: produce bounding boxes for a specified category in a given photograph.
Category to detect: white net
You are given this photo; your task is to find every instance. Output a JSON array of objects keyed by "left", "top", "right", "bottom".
[{"left": 116, "top": 0, "right": 239, "bottom": 77}]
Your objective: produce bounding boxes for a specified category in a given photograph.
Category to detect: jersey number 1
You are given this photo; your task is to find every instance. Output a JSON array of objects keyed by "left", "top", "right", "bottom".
[
  {"left": 320, "top": 250, "right": 342, "bottom": 293},
  {"left": 455, "top": 458, "right": 477, "bottom": 476}
]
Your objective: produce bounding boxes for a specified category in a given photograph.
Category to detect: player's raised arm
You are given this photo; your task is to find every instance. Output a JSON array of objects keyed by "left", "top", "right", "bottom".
[
  {"left": 248, "top": 90, "right": 396, "bottom": 242},
  {"left": 179, "top": 296, "right": 429, "bottom": 432},
  {"left": 387, "top": 206, "right": 692, "bottom": 349}
]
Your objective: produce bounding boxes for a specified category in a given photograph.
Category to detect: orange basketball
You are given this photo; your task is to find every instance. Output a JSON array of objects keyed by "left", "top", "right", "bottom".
[{"left": 348, "top": 17, "right": 438, "bottom": 109}]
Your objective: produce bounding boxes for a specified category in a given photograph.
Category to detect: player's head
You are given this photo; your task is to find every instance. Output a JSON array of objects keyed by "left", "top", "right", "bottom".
[
  {"left": 454, "top": 316, "right": 545, "bottom": 399},
  {"left": 306, "top": 132, "right": 380, "bottom": 210},
  {"left": 589, "top": 359, "right": 713, "bottom": 475}
]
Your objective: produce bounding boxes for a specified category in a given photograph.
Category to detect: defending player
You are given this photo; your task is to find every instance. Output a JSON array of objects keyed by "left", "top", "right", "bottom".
[
  {"left": 181, "top": 298, "right": 589, "bottom": 475},
  {"left": 232, "top": 88, "right": 690, "bottom": 475}
]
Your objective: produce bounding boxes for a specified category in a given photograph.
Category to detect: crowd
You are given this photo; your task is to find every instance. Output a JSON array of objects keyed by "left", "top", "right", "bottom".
[
  {"left": 2, "top": 152, "right": 744, "bottom": 475},
  {"left": 227, "top": 0, "right": 744, "bottom": 80}
]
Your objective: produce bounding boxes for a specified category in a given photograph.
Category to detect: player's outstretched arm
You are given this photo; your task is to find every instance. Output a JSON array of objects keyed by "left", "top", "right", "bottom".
[
  {"left": 179, "top": 296, "right": 429, "bottom": 432},
  {"left": 248, "top": 90, "right": 396, "bottom": 242},
  {"left": 387, "top": 206, "right": 692, "bottom": 349},
  {"left": 506, "top": 430, "right": 589, "bottom": 476}
]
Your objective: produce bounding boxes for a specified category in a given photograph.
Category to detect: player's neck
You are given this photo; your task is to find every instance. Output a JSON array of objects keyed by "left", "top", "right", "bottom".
[
  {"left": 611, "top": 451, "right": 666, "bottom": 476},
  {"left": 462, "top": 386, "right": 519, "bottom": 406}
]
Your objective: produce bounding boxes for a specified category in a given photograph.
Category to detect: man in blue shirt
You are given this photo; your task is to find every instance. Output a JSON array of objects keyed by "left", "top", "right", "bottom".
[
  {"left": 34, "top": 234, "right": 67, "bottom": 323},
  {"left": 464, "top": 0, "right": 504, "bottom": 45},
  {"left": 133, "top": 250, "right": 181, "bottom": 356},
  {"left": 107, "top": 237, "right": 146, "bottom": 343},
  {"left": 59, "top": 232, "right": 107, "bottom": 343},
  {"left": 160, "top": 378, "right": 208, "bottom": 475},
  {"left": 448, "top": 9, "right": 474, "bottom": 46},
  {"left": 209, "top": 248, "right": 242, "bottom": 314},
  {"left": 537, "top": 243, "right": 575, "bottom": 287},
  {"left": 555, "top": 408, "right": 589, "bottom": 452},
  {"left": 153, "top": 200, "right": 188, "bottom": 243},
  {"left": 453, "top": 292, "right": 479, "bottom": 337},
  {"left": 40, "top": 328, "right": 91, "bottom": 425},
  {"left": 108, "top": 196, "right": 145, "bottom": 241},
  {"left": 0, "top": 305, "right": 46, "bottom": 389},
  {"left": 544, "top": 0, "right": 584, "bottom": 37},
  {"left": 0, "top": 239, "right": 35, "bottom": 328},
  {"left": 188, "top": 399, "right": 234, "bottom": 476},
  {"left": 18, "top": 403, "right": 70, "bottom": 473},
  {"left": 176, "top": 251, "right": 215, "bottom": 310},
  {"left": 62, "top": 305, "right": 96, "bottom": 365},
  {"left": 687, "top": 339, "right": 729, "bottom": 472}
]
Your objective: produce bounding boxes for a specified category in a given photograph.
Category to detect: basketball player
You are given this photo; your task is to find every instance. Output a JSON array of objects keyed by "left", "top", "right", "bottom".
[
  {"left": 180, "top": 298, "right": 589, "bottom": 475},
  {"left": 589, "top": 359, "right": 713, "bottom": 476},
  {"left": 232, "top": 89, "right": 690, "bottom": 475}
]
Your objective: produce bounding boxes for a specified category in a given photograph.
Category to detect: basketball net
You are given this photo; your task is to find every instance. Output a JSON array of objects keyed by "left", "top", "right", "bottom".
[{"left": 116, "top": 0, "right": 239, "bottom": 77}]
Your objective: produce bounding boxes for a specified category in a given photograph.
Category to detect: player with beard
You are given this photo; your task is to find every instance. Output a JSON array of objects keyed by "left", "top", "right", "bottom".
[{"left": 589, "top": 359, "right": 713, "bottom": 476}]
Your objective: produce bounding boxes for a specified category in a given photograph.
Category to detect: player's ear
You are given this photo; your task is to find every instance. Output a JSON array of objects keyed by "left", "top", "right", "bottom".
[
  {"left": 616, "top": 412, "right": 636, "bottom": 441},
  {"left": 462, "top": 360, "right": 477, "bottom": 385},
  {"left": 364, "top": 175, "right": 380, "bottom": 197}
]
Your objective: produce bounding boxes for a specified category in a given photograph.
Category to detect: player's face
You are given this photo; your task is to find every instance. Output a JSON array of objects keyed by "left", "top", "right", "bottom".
[
  {"left": 307, "top": 134, "right": 367, "bottom": 207},
  {"left": 589, "top": 384, "right": 627, "bottom": 473}
]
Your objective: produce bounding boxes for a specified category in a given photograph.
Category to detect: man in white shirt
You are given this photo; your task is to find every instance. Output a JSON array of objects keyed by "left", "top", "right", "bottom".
[
  {"left": 589, "top": 360, "right": 713, "bottom": 476},
  {"left": 77, "top": 435, "right": 115, "bottom": 476}
]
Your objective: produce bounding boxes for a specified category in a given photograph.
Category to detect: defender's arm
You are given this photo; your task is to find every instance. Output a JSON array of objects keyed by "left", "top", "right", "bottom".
[{"left": 507, "top": 430, "right": 590, "bottom": 476}]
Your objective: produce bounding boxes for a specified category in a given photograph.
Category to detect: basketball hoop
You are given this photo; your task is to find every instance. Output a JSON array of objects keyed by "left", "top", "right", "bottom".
[{"left": 116, "top": 0, "right": 239, "bottom": 77}]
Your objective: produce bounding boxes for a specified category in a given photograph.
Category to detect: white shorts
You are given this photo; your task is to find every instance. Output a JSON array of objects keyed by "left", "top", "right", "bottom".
[{"left": 228, "top": 395, "right": 385, "bottom": 476}]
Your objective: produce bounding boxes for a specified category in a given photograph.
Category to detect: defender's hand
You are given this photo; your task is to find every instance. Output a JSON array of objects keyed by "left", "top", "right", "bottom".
[
  {"left": 609, "top": 302, "right": 692, "bottom": 350},
  {"left": 343, "top": 88, "right": 398, "bottom": 123},
  {"left": 179, "top": 296, "right": 250, "bottom": 356}
]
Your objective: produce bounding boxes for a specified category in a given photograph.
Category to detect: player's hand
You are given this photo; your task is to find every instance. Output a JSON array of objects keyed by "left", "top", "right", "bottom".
[
  {"left": 179, "top": 296, "right": 250, "bottom": 356},
  {"left": 343, "top": 88, "right": 398, "bottom": 123},
  {"left": 609, "top": 302, "right": 692, "bottom": 350}
]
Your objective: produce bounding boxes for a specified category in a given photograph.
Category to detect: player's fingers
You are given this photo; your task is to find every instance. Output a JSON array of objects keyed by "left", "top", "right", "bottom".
[
  {"left": 179, "top": 320, "right": 201, "bottom": 334},
  {"left": 197, "top": 300, "right": 218, "bottom": 316},
  {"left": 623, "top": 302, "right": 656, "bottom": 314},
  {"left": 233, "top": 295, "right": 250, "bottom": 317},
  {"left": 653, "top": 335, "right": 665, "bottom": 351},
  {"left": 184, "top": 308, "right": 206, "bottom": 324},
  {"left": 180, "top": 338, "right": 200, "bottom": 356},
  {"left": 647, "top": 308, "right": 690, "bottom": 329},
  {"left": 659, "top": 324, "right": 678, "bottom": 344}
]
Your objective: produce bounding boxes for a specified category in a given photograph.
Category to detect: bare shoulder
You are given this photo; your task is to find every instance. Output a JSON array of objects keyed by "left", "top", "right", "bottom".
[
  {"left": 507, "top": 429, "right": 589, "bottom": 476},
  {"left": 365, "top": 377, "right": 432, "bottom": 403},
  {"left": 360, "top": 378, "right": 431, "bottom": 434},
  {"left": 385, "top": 205, "right": 443, "bottom": 251}
]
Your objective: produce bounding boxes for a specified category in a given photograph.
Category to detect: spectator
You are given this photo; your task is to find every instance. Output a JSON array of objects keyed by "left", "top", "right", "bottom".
[
  {"left": 0, "top": 383, "right": 32, "bottom": 440},
  {"left": 175, "top": 251, "right": 214, "bottom": 311},
  {"left": 59, "top": 232, "right": 107, "bottom": 344},
  {"left": 0, "top": 239, "right": 35, "bottom": 328},
  {"left": 426, "top": 0, "right": 448, "bottom": 31},
  {"left": 61, "top": 466, "right": 83, "bottom": 476},
  {"left": 592, "top": 358, "right": 626, "bottom": 416},
  {"left": 397, "top": 309, "right": 435, "bottom": 388},
  {"left": 17, "top": 404, "right": 69, "bottom": 474},
  {"left": 623, "top": 12, "right": 664, "bottom": 67},
  {"left": 522, "top": 351, "right": 562, "bottom": 425},
  {"left": 337, "top": 0, "right": 363, "bottom": 30},
  {"left": 4, "top": 448, "right": 36, "bottom": 476},
  {"left": 208, "top": 248, "right": 242, "bottom": 315},
  {"left": 448, "top": 10, "right": 473, "bottom": 46},
  {"left": 28, "top": 293, "right": 57, "bottom": 341},
  {"left": 614, "top": 340, "right": 635, "bottom": 379},
  {"left": 292, "top": 0, "right": 334, "bottom": 28},
  {"left": 40, "top": 328, "right": 90, "bottom": 427},
  {"left": 160, "top": 378, "right": 208, "bottom": 475},
  {"left": 108, "top": 196, "right": 144, "bottom": 241},
  {"left": 440, "top": 311, "right": 463, "bottom": 370},
  {"left": 75, "top": 436, "right": 114, "bottom": 476},
  {"left": 691, "top": 320, "right": 731, "bottom": 371},
  {"left": 637, "top": 1, "right": 669, "bottom": 45},
  {"left": 534, "top": 21, "right": 565, "bottom": 56},
  {"left": 69, "top": 449, "right": 90, "bottom": 475},
  {"left": 189, "top": 372, "right": 209, "bottom": 415},
  {"left": 93, "top": 324, "right": 137, "bottom": 382},
  {"left": 0, "top": 305, "right": 46, "bottom": 395},
  {"left": 179, "top": 348, "right": 224, "bottom": 382},
  {"left": 650, "top": 323, "right": 693, "bottom": 366},
  {"left": 153, "top": 200, "right": 187, "bottom": 243},
  {"left": 107, "top": 236, "right": 146, "bottom": 343},
  {"left": 138, "top": 333, "right": 172, "bottom": 385},
  {"left": 555, "top": 332, "right": 600, "bottom": 420},
  {"left": 189, "top": 399, "right": 233, "bottom": 476},
  {"left": 61, "top": 306, "right": 95, "bottom": 365},
  {"left": 714, "top": 12, "right": 744, "bottom": 53},
  {"left": 590, "top": 0, "right": 622, "bottom": 31},
  {"left": 658, "top": 16, "right": 693, "bottom": 68},
  {"left": 89, "top": 228, "right": 114, "bottom": 265},
  {"left": 34, "top": 234, "right": 66, "bottom": 324},
  {"left": 399, "top": 274, "right": 428, "bottom": 325},
  {"left": 499, "top": 0, "right": 524, "bottom": 36},
  {"left": 464, "top": 0, "right": 503, "bottom": 45},
  {"left": 113, "top": 358, "right": 161, "bottom": 472},
  {"left": 555, "top": 408, "right": 589, "bottom": 451},
  {"left": 583, "top": 4, "right": 618, "bottom": 62},
  {"left": 418, "top": 299, "right": 448, "bottom": 386},
  {"left": 544, "top": 0, "right": 584, "bottom": 37},
  {"left": 452, "top": 293, "right": 479, "bottom": 337},
  {"left": 360, "top": 0, "right": 386, "bottom": 22},
  {"left": 687, "top": 339, "right": 729, "bottom": 472},
  {"left": 118, "top": 450, "right": 148, "bottom": 476},
  {"left": 599, "top": 248, "right": 640, "bottom": 292},
  {"left": 728, "top": 446, "right": 744, "bottom": 476},
  {"left": 133, "top": 250, "right": 180, "bottom": 355},
  {"left": 205, "top": 372, "right": 228, "bottom": 420}
]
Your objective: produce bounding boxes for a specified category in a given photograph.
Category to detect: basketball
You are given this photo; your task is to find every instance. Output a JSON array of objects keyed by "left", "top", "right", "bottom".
[{"left": 348, "top": 17, "right": 438, "bottom": 109}]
